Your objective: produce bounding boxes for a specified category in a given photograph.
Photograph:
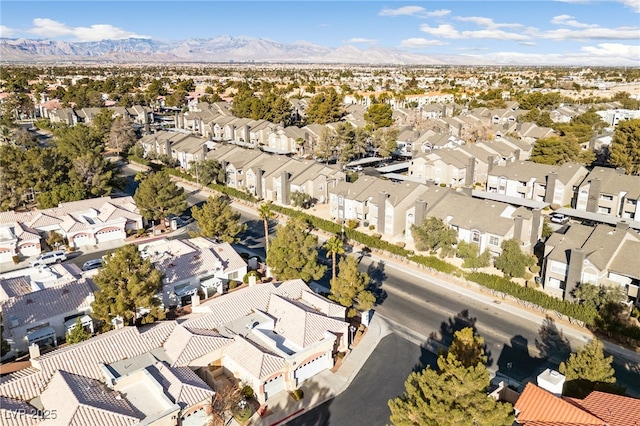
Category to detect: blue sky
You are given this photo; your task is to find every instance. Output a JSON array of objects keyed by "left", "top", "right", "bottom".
[{"left": 1, "top": 1, "right": 639, "bottom": 65}]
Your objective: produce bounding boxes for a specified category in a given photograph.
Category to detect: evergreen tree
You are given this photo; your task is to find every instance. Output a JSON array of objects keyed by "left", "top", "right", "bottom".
[
  {"left": 410, "top": 217, "right": 458, "bottom": 256},
  {"left": 364, "top": 103, "right": 393, "bottom": 130},
  {"left": 529, "top": 136, "right": 592, "bottom": 165},
  {"left": 191, "top": 195, "right": 247, "bottom": 243},
  {"left": 559, "top": 338, "right": 619, "bottom": 398},
  {"left": 91, "top": 244, "right": 164, "bottom": 326},
  {"left": 494, "top": 239, "right": 535, "bottom": 278},
  {"left": 305, "top": 88, "right": 343, "bottom": 124},
  {"left": 133, "top": 171, "right": 187, "bottom": 221},
  {"left": 194, "top": 159, "right": 226, "bottom": 186},
  {"left": 90, "top": 108, "right": 115, "bottom": 144},
  {"left": 314, "top": 127, "right": 338, "bottom": 162},
  {"left": 371, "top": 127, "right": 399, "bottom": 158},
  {"left": 54, "top": 124, "right": 103, "bottom": 160},
  {"left": 330, "top": 256, "right": 375, "bottom": 317},
  {"left": 267, "top": 218, "right": 326, "bottom": 282},
  {"left": 609, "top": 118, "right": 640, "bottom": 175},
  {"left": 389, "top": 327, "right": 513, "bottom": 426},
  {"left": 66, "top": 318, "right": 92, "bottom": 344}
]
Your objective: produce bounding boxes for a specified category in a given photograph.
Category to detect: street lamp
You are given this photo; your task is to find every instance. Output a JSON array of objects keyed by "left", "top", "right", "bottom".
[{"left": 349, "top": 325, "right": 356, "bottom": 347}]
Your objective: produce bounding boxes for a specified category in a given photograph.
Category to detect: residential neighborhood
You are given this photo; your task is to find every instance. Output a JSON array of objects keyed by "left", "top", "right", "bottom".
[{"left": 1, "top": 11, "right": 640, "bottom": 424}]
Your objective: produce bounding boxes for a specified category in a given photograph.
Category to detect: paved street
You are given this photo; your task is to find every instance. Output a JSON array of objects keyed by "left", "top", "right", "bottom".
[{"left": 289, "top": 333, "right": 433, "bottom": 426}]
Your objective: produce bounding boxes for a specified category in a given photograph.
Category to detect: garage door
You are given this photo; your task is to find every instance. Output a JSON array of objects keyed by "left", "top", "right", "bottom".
[
  {"left": 294, "top": 353, "right": 329, "bottom": 385},
  {"left": 95, "top": 227, "right": 125, "bottom": 243},
  {"left": 72, "top": 233, "right": 92, "bottom": 247},
  {"left": 264, "top": 374, "right": 285, "bottom": 400}
]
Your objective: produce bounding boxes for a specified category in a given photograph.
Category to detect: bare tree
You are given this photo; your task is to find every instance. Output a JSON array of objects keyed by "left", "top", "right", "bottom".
[
  {"left": 108, "top": 116, "right": 137, "bottom": 154},
  {"left": 209, "top": 379, "right": 242, "bottom": 426}
]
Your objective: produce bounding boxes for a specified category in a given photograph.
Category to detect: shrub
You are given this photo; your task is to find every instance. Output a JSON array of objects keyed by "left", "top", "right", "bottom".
[
  {"left": 241, "top": 385, "right": 254, "bottom": 398},
  {"left": 439, "top": 183, "right": 447, "bottom": 187},
  {"left": 369, "top": 225, "right": 375, "bottom": 230},
  {"left": 346, "top": 219, "right": 359, "bottom": 229},
  {"left": 292, "top": 389, "right": 304, "bottom": 400},
  {"left": 395, "top": 242, "right": 406, "bottom": 248},
  {"left": 228, "top": 280, "right": 239, "bottom": 290},
  {"left": 410, "top": 255, "right": 460, "bottom": 275},
  {"left": 12, "top": 255, "right": 20, "bottom": 264},
  {"left": 242, "top": 270, "right": 260, "bottom": 284},
  {"left": 372, "top": 233, "right": 382, "bottom": 239}
]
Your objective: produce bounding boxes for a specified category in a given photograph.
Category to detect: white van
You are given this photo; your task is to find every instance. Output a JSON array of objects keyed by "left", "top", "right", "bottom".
[{"left": 29, "top": 250, "right": 67, "bottom": 267}]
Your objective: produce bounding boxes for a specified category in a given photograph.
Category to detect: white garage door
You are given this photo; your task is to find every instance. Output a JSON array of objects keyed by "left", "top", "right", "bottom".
[
  {"left": 264, "top": 374, "right": 285, "bottom": 400},
  {"left": 95, "top": 228, "right": 125, "bottom": 243},
  {"left": 72, "top": 233, "right": 92, "bottom": 247},
  {"left": 294, "top": 353, "right": 329, "bottom": 385}
]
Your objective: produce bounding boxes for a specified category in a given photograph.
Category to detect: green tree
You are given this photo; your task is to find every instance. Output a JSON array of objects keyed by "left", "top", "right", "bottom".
[
  {"left": 90, "top": 108, "right": 115, "bottom": 144},
  {"left": 166, "top": 88, "right": 188, "bottom": 108},
  {"left": 456, "top": 241, "right": 490, "bottom": 271},
  {"left": 572, "top": 282, "right": 627, "bottom": 312},
  {"left": 364, "top": 103, "right": 393, "bottom": 130},
  {"left": 494, "top": 239, "right": 535, "bottom": 278},
  {"left": 305, "top": 88, "right": 343, "bottom": 124},
  {"left": 323, "top": 236, "right": 345, "bottom": 283},
  {"left": 258, "top": 202, "right": 276, "bottom": 255},
  {"left": 54, "top": 124, "right": 103, "bottom": 160},
  {"left": 314, "top": 127, "right": 338, "bottom": 162},
  {"left": 191, "top": 195, "right": 247, "bottom": 243},
  {"left": 559, "top": 338, "right": 618, "bottom": 398},
  {"left": 530, "top": 136, "right": 594, "bottom": 166},
  {"left": 447, "top": 327, "right": 487, "bottom": 368},
  {"left": 389, "top": 327, "right": 513, "bottom": 426},
  {"left": 267, "top": 218, "right": 326, "bottom": 282},
  {"left": 608, "top": 118, "right": 640, "bottom": 175},
  {"left": 66, "top": 318, "right": 92, "bottom": 344},
  {"left": 411, "top": 217, "right": 458, "bottom": 256},
  {"left": 291, "top": 190, "right": 311, "bottom": 209},
  {"left": 91, "top": 244, "right": 164, "bottom": 326},
  {"left": 69, "top": 153, "right": 114, "bottom": 197},
  {"left": 194, "top": 159, "right": 226, "bottom": 186},
  {"left": 330, "top": 256, "right": 375, "bottom": 317},
  {"left": 371, "top": 127, "right": 399, "bottom": 157},
  {"left": 133, "top": 171, "right": 187, "bottom": 221}
]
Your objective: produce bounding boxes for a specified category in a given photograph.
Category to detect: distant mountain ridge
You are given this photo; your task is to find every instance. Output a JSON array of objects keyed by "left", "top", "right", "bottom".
[{"left": 0, "top": 35, "right": 492, "bottom": 65}]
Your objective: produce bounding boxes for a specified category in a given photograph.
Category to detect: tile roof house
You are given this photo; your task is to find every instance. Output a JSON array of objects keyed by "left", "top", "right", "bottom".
[
  {"left": 541, "top": 222, "right": 640, "bottom": 304},
  {"left": 0, "top": 196, "right": 143, "bottom": 257},
  {"left": 514, "top": 382, "right": 640, "bottom": 426},
  {"left": 1, "top": 278, "right": 96, "bottom": 354}
]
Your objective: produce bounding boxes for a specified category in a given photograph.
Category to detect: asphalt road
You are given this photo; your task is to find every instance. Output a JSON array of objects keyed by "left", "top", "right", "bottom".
[{"left": 288, "top": 333, "right": 432, "bottom": 426}]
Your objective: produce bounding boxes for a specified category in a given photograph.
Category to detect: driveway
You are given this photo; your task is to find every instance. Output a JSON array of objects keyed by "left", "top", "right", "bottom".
[{"left": 288, "top": 333, "right": 436, "bottom": 426}]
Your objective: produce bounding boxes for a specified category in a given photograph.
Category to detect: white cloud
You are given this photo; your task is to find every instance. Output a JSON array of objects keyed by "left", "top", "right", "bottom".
[
  {"left": 551, "top": 15, "right": 598, "bottom": 28},
  {"left": 0, "top": 25, "right": 15, "bottom": 37},
  {"left": 580, "top": 42, "right": 640, "bottom": 58},
  {"left": 543, "top": 26, "right": 640, "bottom": 40},
  {"left": 346, "top": 37, "right": 377, "bottom": 44},
  {"left": 28, "top": 18, "right": 149, "bottom": 42},
  {"left": 485, "top": 43, "right": 639, "bottom": 66},
  {"left": 399, "top": 38, "right": 447, "bottom": 48},
  {"left": 379, "top": 6, "right": 451, "bottom": 18},
  {"left": 420, "top": 24, "right": 529, "bottom": 41},
  {"left": 553, "top": 0, "right": 591, "bottom": 3},
  {"left": 455, "top": 16, "right": 522, "bottom": 29},
  {"left": 518, "top": 41, "right": 537, "bottom": 46},
  {"left": 617, "top": 0, "right": 640, "bottom": 13}
]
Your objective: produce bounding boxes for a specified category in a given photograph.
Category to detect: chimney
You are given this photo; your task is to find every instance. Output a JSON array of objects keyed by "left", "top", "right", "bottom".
[
  {"left": 280, "top": 171, "right": 291, "bottom": 206},
  {"left": 462, "top": 186, "right": 473, "bottom": 197},
  {"left": 230, "top": 124, "right": 236, "bottom": 141},
  {"left": 566, "top": 248, "right": 585, "bottom": 301},
  {"left": 586, "top": 178, "right": 601, "bottom": 213},
  {"left": 243, "top": 126, "right": 250, "bottom": 144},
  {"left": 248, "top": 275, "right": 257, "bottom": 287},
  {"left": 414, "top": 199, "right": 428, "bottom": 225},
  {"left": 177, "top": 112, "right": 184, "bottom": 128},
  {"left": 465, "top": 156, "right": 476, "bottom": 186},
  {"left": 164, "top": 139, "right": 171, "bottom": 157},
  {"left": 201, "top": 143, "right": 208, "bottom": 160},
  {"left": 377, "top": 191, "right": 390, "bottom": 233},
  {"left": 530, "top": 208, "right": 542, "bottom": 248},
  {"left": 255, "top": 168, "right": 264, "bottom": 200},
  {"left": 199, "top": 118, "right": 205, "bottom": 137},
  {"left": 537, "top": 369, "right": 565, "bottom": 396},
  {"left": 487, "top": 155, "right": 496, "bottom": 173},
  {"left": 514, "top": 149, "right": 521, "bottom": 161},
  {"left": 544, "top": 172, "right": 558, "bottom": 204},
  {"left": 29, "top": 343, "right": 40, "bottom": 360},
  {"left": 513, "top": 214, "right": 523, "bottom": 243}
]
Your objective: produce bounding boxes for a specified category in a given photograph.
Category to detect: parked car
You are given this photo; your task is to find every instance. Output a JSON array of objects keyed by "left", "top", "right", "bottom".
[
  {"left": 82, "top": 258, "right": 103, "bottom": 271},
  {"left": 29, "top": 250, "right": 67, "bottom": 267},
  {"left": 550, "top": 213, "right": 569, "bottom": 224}
]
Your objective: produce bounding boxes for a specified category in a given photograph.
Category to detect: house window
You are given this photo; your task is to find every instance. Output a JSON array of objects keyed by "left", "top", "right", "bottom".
[
  {"left": 598, "top": 206, "right": 611, "bottom": 214},
  {"left": 489, "top": 236, "right": 499, "bottom": 246},
  {"left": 228, "top": 271, "right": 239, "bottom": 280},
  {"left": 338, "top": 196, "right": 344, "bottom": 206},
  {"left": 600, "top": 194, "right": 613, "bottom": 201},
  {"left": 550, "top": 261, "right": 569, "bottom": 276},
  {"left": 581, "top": 272, "right": 597, "bottom": 285},
  {"left": 547, "top": 277, "right": 564, "bottom": 289},
  {"left": 471, "top": 230, "right": 480, "bottom": 244}
]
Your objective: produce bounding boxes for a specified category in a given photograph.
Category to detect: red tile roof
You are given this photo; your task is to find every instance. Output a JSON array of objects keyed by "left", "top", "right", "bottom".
[
  {"left": 566, "top": 391, "right": 640, "bottom": 426},
  {"left": 515, "top": 383, "right": 604, "bottom": 425}
]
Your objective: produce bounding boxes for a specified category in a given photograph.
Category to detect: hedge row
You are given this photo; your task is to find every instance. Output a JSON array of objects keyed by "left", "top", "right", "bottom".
[
  {"left": 409, "top": 255, "right": 461, "bottom": 276},
  {"left": 466, "top": 272, "right": 599, "bottom": 325}
]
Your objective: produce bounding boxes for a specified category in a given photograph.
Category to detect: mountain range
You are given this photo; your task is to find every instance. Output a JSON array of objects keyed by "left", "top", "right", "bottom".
[{"left": 0, "top": 35, "right": 494, "bottom": 65}]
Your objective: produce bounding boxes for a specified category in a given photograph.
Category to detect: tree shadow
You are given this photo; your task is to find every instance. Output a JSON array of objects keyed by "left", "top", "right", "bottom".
[
  {"left": 496, "top": 335, "right": 546, "bottom": 389},
  {"left": 366, "top": 260, "right": 388, "bottom": 305},
  {"left": 535, "top": 315, "right": 571, "bottom": 360},
  {"left": 285, "top": 378, "right": 334, "bottom": 426},
  {"left": 425, "top": 310, "right": 493, "bottom": 368}
]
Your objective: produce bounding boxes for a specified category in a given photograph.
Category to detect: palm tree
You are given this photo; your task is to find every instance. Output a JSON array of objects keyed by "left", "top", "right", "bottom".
[
  {"left": 258, "top": 202, "right": 276, "bottom": 256},
  {"left": 323, "top": 236, "right": 345, "bottom": 283}
]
